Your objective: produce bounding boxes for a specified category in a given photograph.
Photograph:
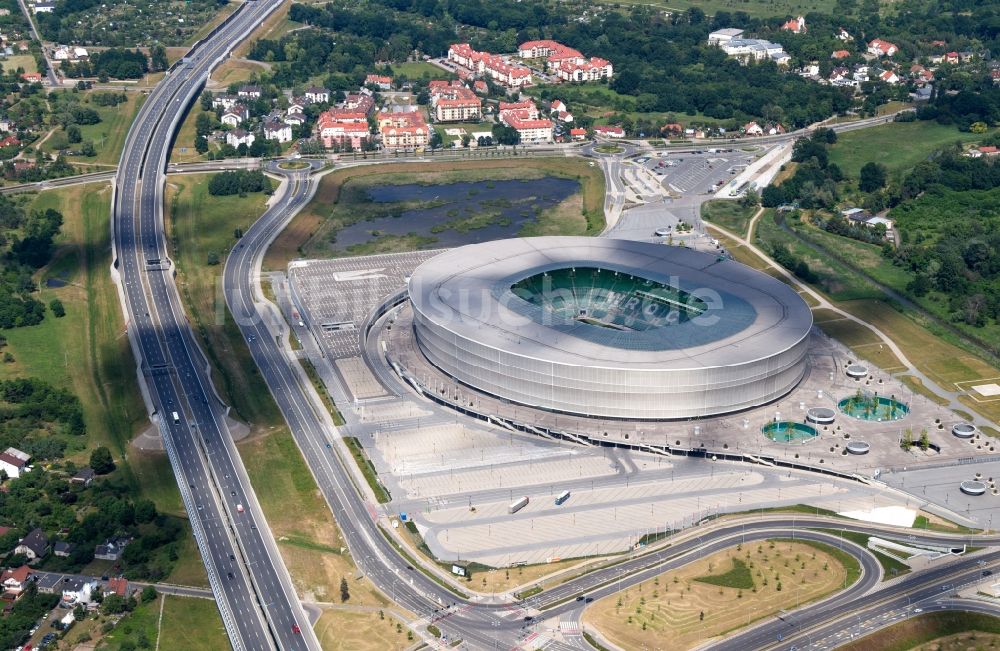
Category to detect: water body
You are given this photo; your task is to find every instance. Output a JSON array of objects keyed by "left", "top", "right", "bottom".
[{"left": 331, "top": 177, "right": 578, "bottom": 253}]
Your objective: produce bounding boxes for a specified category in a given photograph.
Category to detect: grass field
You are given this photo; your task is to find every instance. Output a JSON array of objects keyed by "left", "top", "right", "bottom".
[
  {"left": 584, "top": 539, "right": 854, "bottom": 650},
  {"left": 605, "top": 0, "right": 838, "bottom": 18},
  {"left": 1, "top": 54, "right": 37, "bottom": 74},
  {"left": 41, "top": 92, "right": 146, "bottom": 167},
  {"left": 233, "top": 0, "right": 300, "bottom": 59},
  {"left": 391, "top": 61, "right": 450, "bottom": 79},
  {"left": 264, "top": 158, "right": 606, "bottom": 269},
  {"left": 701, "top": 200, "right": 757, "bottom": 237},
  {"left": 212, "top": 58, "right": 269, "bottom": 86},
  {"left": 313, "top": 609, "right": 412, "bottom": 650},
  {"left": 828, "top": 122, "right": 991, "bottom": 180},
  {"left": 839, "top": 612, "right": 1000, "bottom": 651},
  {"left": 169, "top": 103, "right": 209, "bottom": 164}
]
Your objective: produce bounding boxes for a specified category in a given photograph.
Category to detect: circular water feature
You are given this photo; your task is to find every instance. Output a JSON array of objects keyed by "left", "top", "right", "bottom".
[
  {"left": 838, "top": 394, "right": 909, "bottom": 422},
  {"left": 952, "top": 423, "right": 978, "bottom": 439},
  {"left": 960, "top": 480, "right": 987, "bottom": 496},
  {"left": 806, "top": 407, "right": 836, "bottom": 425},
  {"left": 846, "top": 441, "right": 870, "bottom": 455},
  {"left": 762, "top": 421, "right": 818, "bottom": 443},
  {"left": 846, "top": 364, "right": 868, "bottom": 379}
]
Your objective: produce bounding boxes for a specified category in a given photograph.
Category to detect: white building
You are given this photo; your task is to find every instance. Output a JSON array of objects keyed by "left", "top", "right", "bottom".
[
  {"left": 226, "top": 129, "right": 255, "bottom": 148},
  {"left": 707, "top": 28, "right": 745, "bottom": 45},
  {"left": 263, "top": 121, "right": 293, "bottom": 143},
  {"left": 0, "top": 447, "right": 30, "bottom": 479},
  {"left": 721, "top": 39, "right": 790, "bottom": 66}
]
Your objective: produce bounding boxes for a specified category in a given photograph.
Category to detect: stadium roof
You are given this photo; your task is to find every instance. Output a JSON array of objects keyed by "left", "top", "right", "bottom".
[{"left": 408, "top": 237, "right": 812, "bottom": 371}]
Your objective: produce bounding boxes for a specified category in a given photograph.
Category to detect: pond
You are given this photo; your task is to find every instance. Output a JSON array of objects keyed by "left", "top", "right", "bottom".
[{"left": 328, "top": 177, "right": 579, "bottom": 254}]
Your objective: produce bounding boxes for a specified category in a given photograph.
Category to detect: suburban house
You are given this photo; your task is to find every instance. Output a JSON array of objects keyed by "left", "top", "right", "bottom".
[
  {"left": 94, "top": 536, "right": 132, "bottom": 561},
  {"left": 14, "top": 528, "right": 48, "bottom": 562},
  {"left": 263, "top": 120, "right": 293, "bottom": 143},
  {"left": 316, "top": 109, "right": 370, "bottom": 149},
  {"left": 226, "top": 129, "right": 255, "bottom": 148},
  {"left": 0, "top": 118, "right": 15, "bottom": 132},
  {"left": 20, "top": 72, "right": 42, "bottom": 83},
  {"left": 304, "top": 86, "right": 330, "bottom": 104},
  {"left": 781, "top": 16, "right": 806, "bottom": 33},
  {"left": 32, "top": 1, "right": 54, "bottom": 13},
  {"left": 287, "top": 98, "right": 306, "bottom": 114},
  {"left": 518, "top": 40, "right": 613, "bottom": 82},
  {"left": 473, "top": 80, "right": 488, "bottom": 95},
  {"left": 879, "top": 70, "right": 900, "bottom": 84},
  {"left": 0, "top": 447, "right": 30, "bottom": 479},
  {"left": 569, "top": 127, "right": 587, "bottom": 140},
  {"left": 106, "top": 577, "right": 129, "bottom": 598},
  {"left": 53, "top": 541, "right": 75, "bottom": 557},
  {"left": 837, "top": 28, "right": 852, "bottom": 41},
  {"left": 1, "top": 565, "right": 31, "bottom": 598},
  {"left": 707, "top": 28, "right": 744, "bottom": 46},
  {"left": 237, "top": 84, "right": 262, "bottom": 100},
  {"left": 448, "top": 43, "right": 532, "bottom": 88},
  {"left": 831, "top": 49, "right": 851, "bottom": 59},
  {"left": 284, "top": 110, "right": 306, "bottom": 126},
  {"left": 211, "top": 94, "right": 239, "bottom": 111},
  {"left": 365, "top": 74, "right": 392, "bottom": 90},
  {"left": 377, "top": 111, "right": 430, "bottom": 149},
  {"left": 743, "top": 121, "right": 764, "bottom": 136},
  {"left": 593, "top": 125, "right": 625, "bottom": 138},
  {"left": 343, "top": 93, "right": 376, "bottom": 116},
  {"left": 867, "top": 38, "right": 899, "bottom": 57},
  {"left": 221, "top": 105, "right": 248, "bottom": 127},
  {"left": 71, "top": 467, "right": 95, "bottom": 486},
  {"left": 969, "top": 145, "right": 1000, "bottom": 158},
  {"left": 60, "top": 578, "right": 98, "bottom": 607}
]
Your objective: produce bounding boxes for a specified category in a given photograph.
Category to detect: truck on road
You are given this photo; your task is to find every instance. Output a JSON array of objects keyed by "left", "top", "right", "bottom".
[
  {"left": 171, "top": 411, "right": 180, "bottom": 425},
  {"left": 555, "top": 490, "right": 571, "bottom": 505},
  {"left": 509, "top": 496, "right": 529, "bottom": 514}
]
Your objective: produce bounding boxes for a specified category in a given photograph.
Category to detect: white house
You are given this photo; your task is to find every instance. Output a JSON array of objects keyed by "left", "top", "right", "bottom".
[
  {"left": 32, "top": 1, "right": 55, "bottom": 13},
  {"left": 211, "top": 94, "right": 239, "bottom": 111},
  {"left": 263, "top": 121, "right": 293, "bottom": 143},
  {"left": 304, "top": 86, "right": 330, "bottom": 104},
  {"left": 220, "top": 106, "right": 246, "bottom": 127},
  {"left": 0, "top": 447, "right": 30, "bottom": 479},
  {"left": 226, "top": 129, "right": 255, "bottom": 148},
  {"left": 14, "top": 528, "right": 48, "bottom": 561}
]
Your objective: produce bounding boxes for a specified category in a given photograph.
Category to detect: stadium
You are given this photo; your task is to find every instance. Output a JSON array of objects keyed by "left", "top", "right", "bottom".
[{"left": 407, "top": 237, "right": 813, "bottom": 420}]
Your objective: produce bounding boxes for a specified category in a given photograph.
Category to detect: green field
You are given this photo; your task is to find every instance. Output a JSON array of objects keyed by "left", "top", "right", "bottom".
[
  {"left": 701, "top": 200, "right": 757, "bottom": 237},
  {"left": 1, "top": 54, "right": 37, "bottom": 74},
  {"left": 391, "top": 60, "right": 450, "bottom": 79},
  {"left": 840, "top": 612, "right": 1000, "bottom": 651},
  {"left": 828, "top": 122, "right": 991, "bottom": 180},
  {"left": 604, "top": 0, "right": 838, "bottom": 18}
]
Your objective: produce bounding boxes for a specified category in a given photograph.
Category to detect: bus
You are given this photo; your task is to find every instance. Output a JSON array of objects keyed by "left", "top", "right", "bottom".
[
  {"left": 555, "top": 490, "right": 571, "bottom": 506},
  {"left": 509, "top": 496, "right": 529, "bottom": 514}
]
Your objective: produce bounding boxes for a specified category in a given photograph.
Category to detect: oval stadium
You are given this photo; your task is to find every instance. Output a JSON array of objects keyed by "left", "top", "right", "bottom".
[{"left": 407, "top": 237, "right": 813, "bottom": 420}]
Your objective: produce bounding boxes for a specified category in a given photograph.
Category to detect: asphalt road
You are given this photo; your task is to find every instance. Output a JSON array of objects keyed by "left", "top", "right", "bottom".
[{"left": 110, "top": 1, "right": 317, "bottom": 649}]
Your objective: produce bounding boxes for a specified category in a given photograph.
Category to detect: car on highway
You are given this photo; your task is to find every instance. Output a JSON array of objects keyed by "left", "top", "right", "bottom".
[
  {"left": 292, "top": 624, "right": 301, "bottom": 634},
  {"left": 236, "top": 503, "right": 244, "bottom": 513}
]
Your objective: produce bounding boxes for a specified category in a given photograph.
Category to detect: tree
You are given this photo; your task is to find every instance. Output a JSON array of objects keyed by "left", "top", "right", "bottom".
[
  {"left": 140, "top": 585, "right": 157, "bottom": 603},
  {"left": 859, "top": 162, "right": 887, "bottom": 193},
  {"left": 80, "top": 142, "right": 96, "bottom": 157},
  {"left": 90, "top": 446, "right": 115, "bottom": 475},
  {"left": 66, "top": 125, "right": 82, "bottom": 144},
  {"left": 49, "top": 299, "right": 65, "bottom": 317},
  {"left": 339, "top": 577, "right": 350, "bottom": 602},
  {"left": 150, "top": 45, "right": 168, "bottom": 73}
]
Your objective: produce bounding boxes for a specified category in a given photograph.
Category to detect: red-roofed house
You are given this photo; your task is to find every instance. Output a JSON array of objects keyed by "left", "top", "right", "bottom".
[
  {"left": 569, "top": 127, "right": 587, "bottom": 141},
  {"left": 473, "top": 80, "right": 488, "bottom": 95},
  {"left": 316, "top": 110, "right": 371, "bottom": 150},
  {"left": 519, "top": 40, "right": 614, "bottom": 82},
  {"left": 20, "top": 72, "right": 41, "bottom": 83},
  {"left": 0, "top": 448, "right": 30, "bottom": 479},
  {"left": 430, "top": 84, "right": 481, "bottom": 122},
  {"left": 0, "top": 135, "right": 18, "bottom": 149},
  {"left": 365, "top": 74, "right": 392, "bottom": 90},
  {"left": 377, "top": 112, "right": 429, "bottom": 149},
  {"left": 781, "top": 16, "right": 806, "bottom": 33},
  {"left": 831, "top": 49, "right": 851, "bottom": 60},
  {"left": 1, "top": 565, "right": 31, "bottom": 599},
  {"left": 945, "top": 51, "right": 959, "bottom": 64},
  {"left": 879, "top": 70, "right": 900, "bottom": 84},
  {"left": 447, "top": 44, "right": 532, "bottom": 88},
  {"left": 867, "top": 39, "right": 898, "bottom": 57},
  {"left": 106, "top": 577, "right": 129, "bottom": 597}
]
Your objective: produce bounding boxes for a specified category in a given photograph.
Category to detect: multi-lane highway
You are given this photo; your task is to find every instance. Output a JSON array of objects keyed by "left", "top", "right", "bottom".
[{"left": 110, "top": 1, "right": 317, "bottom": 649}]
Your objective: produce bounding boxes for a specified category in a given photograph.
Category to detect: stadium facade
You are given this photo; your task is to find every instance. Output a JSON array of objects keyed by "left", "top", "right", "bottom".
[{"left": 408, "top": 237, "right": 812, "bottom": 420}]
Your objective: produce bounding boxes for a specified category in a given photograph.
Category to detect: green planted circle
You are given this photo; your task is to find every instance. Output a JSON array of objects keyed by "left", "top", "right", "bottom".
[
  {"left": 837, "top": 394, "right": 909, "bottom": 422},
  {"left": 762, "top": 421, "right": 818, "bottom": 443}
]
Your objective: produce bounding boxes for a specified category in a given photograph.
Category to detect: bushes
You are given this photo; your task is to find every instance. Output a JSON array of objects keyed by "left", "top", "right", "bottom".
[{"left": 207, "top": 170, "right": 270, "bottom": 196}]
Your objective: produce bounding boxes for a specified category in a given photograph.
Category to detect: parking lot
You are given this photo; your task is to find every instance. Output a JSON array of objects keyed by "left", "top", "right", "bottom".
[{"left": 639, "top": 149, "right": 758, "bottom": 195}]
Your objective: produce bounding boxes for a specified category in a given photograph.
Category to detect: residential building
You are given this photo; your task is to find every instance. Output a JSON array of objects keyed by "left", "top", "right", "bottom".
[
  {"left": 225, "top": 128, "right": 255, "bottom": 148},
  {"left": 14, "top": 528, "right": 48, "bottom": 562},
  {"left": 377, "top": 111, "right": 430, "bottom": 149},
  {"left": 518, "top": 40, "right": 614, "bottom": 82},
  {"left": 720, "top": 39, "right": 790, "bottom": 65},
  {"left": 498, "top": 100, "right": 538, "bottom": 120},
  {"left": 365, "top": 74, "right": 392, "bottom": 90},
  {"left": 707, "top": 28, "right": 745, "bottom": 45},
  {"left": 473, "top": 80, "right": 488, "bottom": 95},
  {"left": 33, "top": 1, "right": 54, "bottom": 13},
  {"left": 220, "top": 105, "right": 248, "bottom": 127},
  {"left": 20, "top": 72, "right": 41, "bottom": 83},
  {"left": 0, "top": 448, "right": 29, "bottom": 479},
  {"left": 53, "top": 541, "right": 75, "bottom": 557},
  {"left": 61, "top": 578, "right": 98, "bottom": 607},
  {"left": 867, "top": 38, "right": 898, "bottom": 57},
  {"left": 569, "top": 127, "right": 587, "bottom": 140},
  {"left": 305, "top": 86, "right": 330, "bottom": 104},
  {"left": 593, "top": 125, "right": 625, "bottom": 138},
  {"left": 316, "top": 110, "right": 371, "bottom": 149},
  {"left": 448, "top": 43, "right": 532, "bottom": 88},
  {"left": 263, "top": 120, "right": 293, "bottom": 143},
  {"left": 94, "top": 536, "right": 132, "bottom": 562},
  {"left": 831, "top": 49, "right": 851, "bottom": 59},
  {"left": 837, "top": 28, "right": 852, "bottom": 41},
  {"left": 501, "top": 112, "right": 553, "bottom": 143},
  {"left": 237, "top": 84, "right": 262, "bottom": 99},
  {"left": 430, "top": 83, "right": 481, "bottom": 122},
  {"left": 343, "top": 93, "right": 375, "bottom": 116},
  {"left": 1, "top": 565, "right": 31, "bottom": 599},
  {"left": 287, "top": 98, "right": 306, "bottom": 113},
  {"left": 211, "top": 94, "right": 239, "bottom": 111},
  {"left": 284, "top": 110, "right": 306, "bottom": 126},
  {"left": 879, "top": 70, "right": 900, "bottom": 84},
  {"left": 106, "top": 577, "right": 129, "bottom": 598},
  {"left": 743, "top": 121, "right": 764, "bottom": 136},
  {"left": 0, "top": 118, "right": 14, "bottom": 133},
  {"left": 554, "top": 57, "right": 613, "bottom": 82},
  {"left": 781, "top": 16, "right": 806, "bottom": 33}
]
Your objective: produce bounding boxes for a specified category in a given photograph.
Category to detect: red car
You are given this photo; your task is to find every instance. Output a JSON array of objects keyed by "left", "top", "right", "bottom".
[{"left": 292, "top": 624, "right": 301, "bottom": 634}]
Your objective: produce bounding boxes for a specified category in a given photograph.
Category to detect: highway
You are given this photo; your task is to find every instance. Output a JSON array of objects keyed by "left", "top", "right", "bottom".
[{"left": 109, "top": 1, "right": 317, "bottom": 650}]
